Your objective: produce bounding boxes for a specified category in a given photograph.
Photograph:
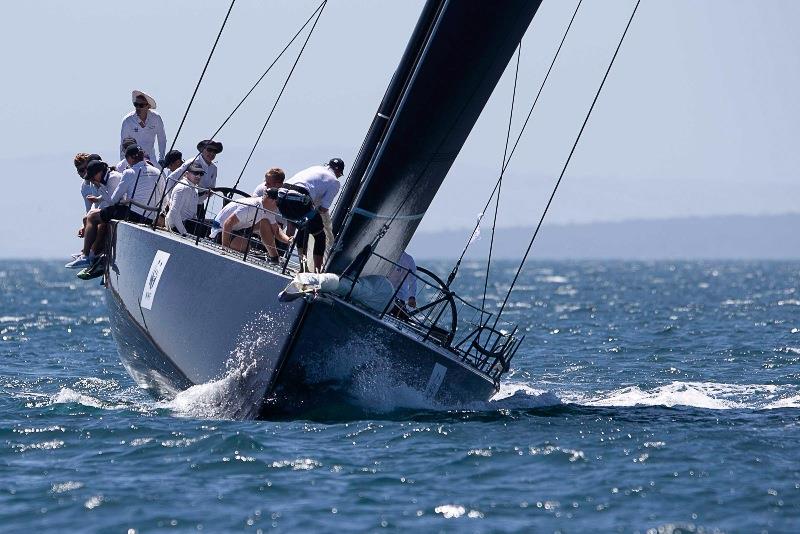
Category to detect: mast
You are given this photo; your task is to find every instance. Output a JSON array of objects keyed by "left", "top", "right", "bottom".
[
  {"left": 331, "top": 0, "right": 445, "bottom": 236},
  {"left": 328, "top": 0, "right": 543, "bottom": 275}
]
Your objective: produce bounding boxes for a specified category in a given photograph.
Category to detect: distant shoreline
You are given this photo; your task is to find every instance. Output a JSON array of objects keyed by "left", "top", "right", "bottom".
[{"left": 409, "top": 213, "right": 800, "bottom": 260}]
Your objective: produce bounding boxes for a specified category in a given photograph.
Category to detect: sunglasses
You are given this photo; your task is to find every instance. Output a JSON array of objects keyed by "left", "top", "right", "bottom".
[
  {"left": 203, "top": 148, "right": 219, "bottom": 154},
  {"left": 133, "top": 102, "right": 149, "bottom": 108},
  {"left": 188, "top": 170, "right": 206, "bottom": 177}
]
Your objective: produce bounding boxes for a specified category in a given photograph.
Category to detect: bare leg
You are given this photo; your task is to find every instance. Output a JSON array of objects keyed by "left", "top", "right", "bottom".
[{"left": 91, "top": 223, "right": 108, "bottom": 256}]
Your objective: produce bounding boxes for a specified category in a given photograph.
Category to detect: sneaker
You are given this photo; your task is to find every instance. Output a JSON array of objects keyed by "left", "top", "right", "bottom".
[
  {"left": 70, "top": 252, "right": 83, "bottom": 260},
  {"left": 65, "top": 256, "right": 93, "bottom": 269},
  {"left": 77, "top": 256, "right": 106, "bottom": 280}
]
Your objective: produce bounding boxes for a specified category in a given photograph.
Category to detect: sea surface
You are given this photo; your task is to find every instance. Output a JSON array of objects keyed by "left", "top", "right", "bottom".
[{"left": 1, "top": 259, "right": 799, "bottom": 533}]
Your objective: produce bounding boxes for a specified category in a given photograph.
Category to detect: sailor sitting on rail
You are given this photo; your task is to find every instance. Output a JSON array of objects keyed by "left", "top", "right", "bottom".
[
  {"left": 168, "top": 140, "right": 221, "bottom": 218},
  {"left": 65, "top": 159, "right": 122, "bottom": 269},
  {"left": 74, "top": 153, "right": 102, "bottom": 214},
  {"left": 387, "top": 251, "right": 418, "bottom": 318},
  {"left": 72, "top": 153, "right": 102, "bottom": 261},
  {"left": 209, "top": 194, "right": 290, "bottom": 263},
  {"left": 165, "top": 161, "right": 206, "bottom": 238},
  {"left": 273, "top": 158, "right": 343, "bottom": 273},
  {"left": 67, "top": 146, "right": 163, "bottom": 270}
]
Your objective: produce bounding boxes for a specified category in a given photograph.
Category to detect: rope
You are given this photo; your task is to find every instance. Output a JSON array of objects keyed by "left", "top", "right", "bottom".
[
  {"left": 446, "top": 0, "right": 583, "bottom": 287},
  {"left": 493, "top": 0, "right": 642, "bottom": 329},
  {"left": 151, "top": 1, "right": 326, "bottom": 221},
  {"left": 231, "top": 1, "right": 328, "bottom": 190},
  {"left": 150, "top": 0, "right": 235, "bottom": 228},
  {"left": 482, "top": 43, "right": 521, "bottom": 313}
]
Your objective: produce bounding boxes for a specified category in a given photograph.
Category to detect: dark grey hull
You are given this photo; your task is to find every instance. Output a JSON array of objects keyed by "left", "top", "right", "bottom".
[{"left": 106, "top": 222, "right": 497, "bottom": 418}]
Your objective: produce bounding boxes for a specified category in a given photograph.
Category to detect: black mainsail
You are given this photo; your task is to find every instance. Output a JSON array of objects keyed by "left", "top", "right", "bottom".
[{"left": 328, "top": 0, "right": 543, "bottom": 274}]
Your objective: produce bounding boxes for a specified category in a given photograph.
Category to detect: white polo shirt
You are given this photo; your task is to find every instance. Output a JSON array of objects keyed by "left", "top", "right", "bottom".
[
  {"left": 109, "top": 161, "right": 163, "bottom": 218},
  {"left": 284, "top": 165, "right": 340, "bottom": 209},
  {"left": 209, "top": 196, "right": 276, "bottom": 239},
  {"left": 93, "top": 170, "right": 123, "bottom": 209},
  {"left": 120, "top": 110, "right": 167, "bottom": 163},
  {"left": 81, "top": 180, "right": 97, "bottom": 213}
]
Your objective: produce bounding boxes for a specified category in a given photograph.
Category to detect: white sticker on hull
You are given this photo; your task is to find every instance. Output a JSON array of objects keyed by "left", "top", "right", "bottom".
[
  {"left": 424, "top": 363, "right": 447, "bottom": 400},
  {"left": 141, "top": 250, "right": 171, "bottom": 310}
]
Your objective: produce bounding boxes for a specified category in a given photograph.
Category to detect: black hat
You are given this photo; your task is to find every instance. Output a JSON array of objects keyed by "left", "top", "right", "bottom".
[
  {"left": 328, "top": 158, "right": 345, "bottom": 174},
  {"left": 197, "top": 140, "right": 223, "bottom": 154},
  {"left": 85, "top": 160, "right": 108, "bottom": 179},
  {"left": 187, "top": 161, "right": 205, "bottom": 174},
  {"left": 87, "top": 153, "right": 102, "bottom": 163},
  {"left": 125, "top": 144, "right": 144, "bottom": 158},
  {"left": 121, "top": 137, "right": 138, "bottom": 151},
  {"left": 163, "top": 149, "right": 183, "bottom": 167}
]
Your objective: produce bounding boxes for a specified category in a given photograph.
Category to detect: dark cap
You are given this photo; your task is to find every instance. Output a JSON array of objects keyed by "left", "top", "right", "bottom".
[
  {"left": 125, "top": 144, "right": 144, "bottom": 158},
  {"left": 121, "top": 137, "right": 138, "bottom": 151},
  {"left": 197, "top": 139, "right": 223, "bottom": 154},
  {"left": 328, "top": 158, "right": 345, "bottom": 175},
  {"left": 187, "top": 161, "right": 205, "bottom": 174},
  {"left": 85, "top": 160, "right": 108, "bottom": 179},
  {"left": 87, "top": 153, "right": 102, "bottom": 163},
  {"left": 163, "top": 149, "right": 183, "bottom": 167}
]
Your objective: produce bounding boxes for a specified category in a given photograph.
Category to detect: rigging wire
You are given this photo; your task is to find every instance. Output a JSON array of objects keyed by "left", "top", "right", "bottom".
[
  {"left": 149, "top": 0, "right": 235, "bottom": 225},
  {"left": 231, "top": 1, "right": 328, "bottom": 190},
  {"left": 151, "top": 0, "right": 326, "bottom": 217},
  {"left": 169, "top": 0, "right": 236, "bottom": 160},
  {"left": 492, "top": 0, "right": 642, "bottom": 329},
  {"left": 481, "top": 43, "right": 522, "bottom": 313},
  {"left": 445, "top": 0, "right": 583, "bottom": 287}
]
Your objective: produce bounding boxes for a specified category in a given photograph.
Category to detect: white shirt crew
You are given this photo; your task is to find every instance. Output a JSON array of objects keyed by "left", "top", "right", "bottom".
[
  {"left": 170, "top": 155, "right": 217, "bottom": 203},
  {"left": 166, "top": 177, "right": 199, "bottom": 236},
  {"left": 115, "top": 159, "right": 130, "bottom": 173},
  {"left": 388, "top": 251, "right": 418, "bottom": 303},
  {"left": 120, "top": 110, "right": 167, "bottom": 163},
  {"left": 109, "top": 161, "right": 163, "bottom": 218},
  {"left": 209, "top": 196, "right": 275, "bottom": 239},
  {"left": 81, "top": 180, "right": 97, "bottom": 213},
  {"left": 91, "top": 170, "right": 123, "bottom": 210},
  {"left": 284, "top": 165, "right": 340, "bottom": 209}
]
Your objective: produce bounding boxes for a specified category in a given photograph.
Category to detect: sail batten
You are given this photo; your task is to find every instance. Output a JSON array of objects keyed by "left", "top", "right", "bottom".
[{"left": 328, "top": 0, "right": 543, "bottom": 274}]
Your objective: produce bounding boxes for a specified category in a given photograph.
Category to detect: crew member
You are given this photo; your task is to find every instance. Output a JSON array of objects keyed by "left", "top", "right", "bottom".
[
  {"left": 210, "top": 194, "right": 289, "bottom": 262},
  {"left": 388, "top": 251, "right": 418, "bottom": 318},
  {"left": 68, "top": 145, "right": 163, "bottom": 270},
  {"left": 115, "top": 137, "right": 138, "bottom": 172},
  {"left": 120, "top": 90, "right": 167, "bottom": 165},
  {"left": 168, "top": 139, "right": 221, "bottom": 218},
  {"left": 165, "top": 161, "right": 205, "bottom": 237},
  {"left": 275, "top": 158, "right": 343, "bottom": 272}
]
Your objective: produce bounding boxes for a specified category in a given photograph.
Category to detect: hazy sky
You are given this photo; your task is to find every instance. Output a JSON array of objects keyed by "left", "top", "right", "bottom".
[{"left": 1, "top": 0, "right": 798, "bottom": 258}]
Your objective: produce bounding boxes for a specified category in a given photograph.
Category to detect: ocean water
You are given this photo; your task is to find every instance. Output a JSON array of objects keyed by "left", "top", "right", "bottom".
[{"left": 1, "top": 259, "right": 799, "bottom": 533}]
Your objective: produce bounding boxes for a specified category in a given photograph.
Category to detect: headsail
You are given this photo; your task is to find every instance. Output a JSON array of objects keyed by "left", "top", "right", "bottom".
[{"left": 328, "top": 0, "right": 543, "bottom": 274}]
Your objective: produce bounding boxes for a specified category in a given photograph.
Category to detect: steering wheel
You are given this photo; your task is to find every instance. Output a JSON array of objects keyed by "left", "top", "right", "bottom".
[{"left": 407, "top": 266, "right": 458, "bottom": 347}]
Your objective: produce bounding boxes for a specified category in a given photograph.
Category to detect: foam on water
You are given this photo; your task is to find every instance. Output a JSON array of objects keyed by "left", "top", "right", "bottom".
[{"left": 566, "top": 381, "right": 800, "bottom": 410}]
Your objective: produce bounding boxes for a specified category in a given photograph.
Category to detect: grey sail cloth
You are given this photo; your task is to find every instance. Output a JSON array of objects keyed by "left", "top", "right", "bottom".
[{"left": 328, "top": 0, "right": 543, "bottom": 274}]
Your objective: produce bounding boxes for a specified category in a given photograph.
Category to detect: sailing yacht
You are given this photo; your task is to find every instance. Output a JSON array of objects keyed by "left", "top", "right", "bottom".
[{"left": 104, "top": 0, "right": 542, "bottom": 418}]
